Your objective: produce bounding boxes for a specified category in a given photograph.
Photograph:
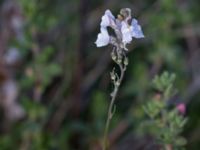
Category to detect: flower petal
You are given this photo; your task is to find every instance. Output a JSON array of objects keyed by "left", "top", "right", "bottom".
[
  {"left": 131, "top": 19, "right": 144, "bottom": 38},
  {"left": 100, "top": 10, "right": 115, "bottom": 27},
  {"left": 95, "top": 27, "right": 110, "bottom": 47},
  {"left": 121, "top": 21, "right": 132, "bottom": 44}
]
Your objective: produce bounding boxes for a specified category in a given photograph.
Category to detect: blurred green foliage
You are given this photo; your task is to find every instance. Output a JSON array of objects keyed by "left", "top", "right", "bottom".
[
  {"left": 0, "top": 0, "right": 200, "bottom": 149},
  {"left": 143, "top": 72, "right": 187, "bottom": 149}
]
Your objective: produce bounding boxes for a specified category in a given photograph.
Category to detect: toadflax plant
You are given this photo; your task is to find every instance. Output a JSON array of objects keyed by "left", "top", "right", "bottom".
[{"left": 95, "top": 8, "right": 144, "bottom": 150}]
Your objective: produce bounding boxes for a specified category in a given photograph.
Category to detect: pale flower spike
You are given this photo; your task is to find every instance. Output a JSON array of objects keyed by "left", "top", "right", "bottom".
[
  {"left": 97, "top": 9, "right": 144, "bottom": 150},
  {"left": 95, "top": 8, "right": 144, "bottom": 50}
]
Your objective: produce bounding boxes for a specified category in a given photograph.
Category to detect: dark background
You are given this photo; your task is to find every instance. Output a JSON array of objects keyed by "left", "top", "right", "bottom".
[{"left": 0, "top": 0, "right": 199, "bottom": 149}]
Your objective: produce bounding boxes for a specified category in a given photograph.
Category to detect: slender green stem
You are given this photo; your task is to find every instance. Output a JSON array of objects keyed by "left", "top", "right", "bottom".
[
  {"left": 102, "top": 87, "right": 118, "bottom": 150},
  {"left": 102, "top": 62, "right": 126, "bottom": 150}
]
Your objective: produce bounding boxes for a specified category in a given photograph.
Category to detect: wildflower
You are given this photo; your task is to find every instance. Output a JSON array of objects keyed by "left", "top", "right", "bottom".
[
  {"left": 96, "top": 9, "right": 144, "bottom": 150},
  {"left": 176, "top": 103, "right": 186, "bottom": 115},
  {"left": 95, "top": 9, "right": 144, "bottom": 49}
]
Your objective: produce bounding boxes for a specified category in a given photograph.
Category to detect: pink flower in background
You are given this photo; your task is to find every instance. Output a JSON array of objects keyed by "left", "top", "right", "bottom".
[{"left": 176, "top": 103, "right": 186, "bottom": 115}]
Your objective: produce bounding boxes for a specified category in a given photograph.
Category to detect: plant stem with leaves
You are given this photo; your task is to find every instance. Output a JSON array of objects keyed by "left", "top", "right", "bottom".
[
  {"left": 143, "top": 72, "right": 188, "bottom": 150},
  {"left": 103, "top": 47, "right": 127, "bottom": 150}
]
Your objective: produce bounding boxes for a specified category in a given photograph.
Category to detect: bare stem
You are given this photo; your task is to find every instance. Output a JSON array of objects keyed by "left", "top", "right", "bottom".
[{"left": 102, "top": 60, "right": 126, "bottom": 150}]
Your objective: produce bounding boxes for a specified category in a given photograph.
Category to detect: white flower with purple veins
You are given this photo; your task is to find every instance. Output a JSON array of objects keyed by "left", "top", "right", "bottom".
[{"left": 95, "top": 9, "right": 144, "bottom": 50}]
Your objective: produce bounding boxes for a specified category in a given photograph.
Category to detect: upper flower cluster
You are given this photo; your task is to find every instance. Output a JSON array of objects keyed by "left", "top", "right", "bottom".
[{"left": 95, "top": 8, "right": 144, "bottom": 50}]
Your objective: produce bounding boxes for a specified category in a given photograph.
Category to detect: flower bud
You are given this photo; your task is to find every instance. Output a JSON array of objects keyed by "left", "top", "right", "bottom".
[
  {"left": 176, "top": 103, "right": 186, "bottom": 115},
  {"left": 111, "top": 51, "right": 117, "bottom": 61},
  {"left": 117, "top": 59, "right": 122, "bottom": 64},
  {"left": 115, "top": 81, "right": 120, "bottom": 86},
  {"left": 124, "top": 57, "right": 129, "bottom": 66},
  {"left": 117, "top": 56, "right": 122, "bottom": 64},
  {"left": 110, "top": 70, "right": 116, "bottom": 81}
]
